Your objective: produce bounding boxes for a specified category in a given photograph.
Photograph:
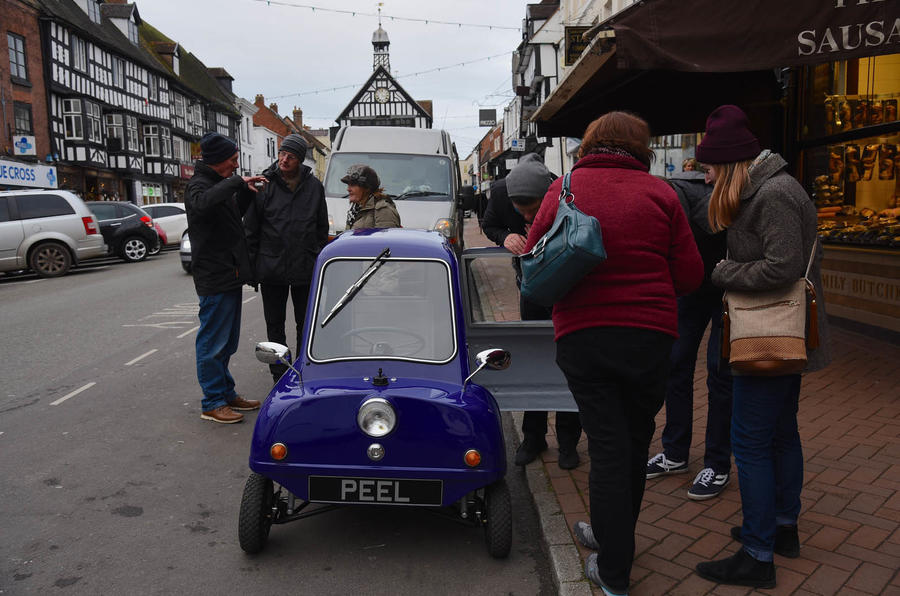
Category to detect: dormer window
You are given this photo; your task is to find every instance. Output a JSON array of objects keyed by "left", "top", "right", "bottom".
[
  {"left": 87, "top": 1, "right": 101, "bottom": 24},
  {"left": 128, "top": 20, "right": 138, "bottom": 44}
]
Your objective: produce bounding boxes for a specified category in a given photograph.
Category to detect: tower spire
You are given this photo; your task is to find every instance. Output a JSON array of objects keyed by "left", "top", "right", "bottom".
[{"left": 372, "top": 3, "right": 390, "bottom": 72}]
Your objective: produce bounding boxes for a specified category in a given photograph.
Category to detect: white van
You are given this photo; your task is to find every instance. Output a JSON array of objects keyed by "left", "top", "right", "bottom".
[{"left": 323, "top": 126, "right": 474, "bottom": 252}]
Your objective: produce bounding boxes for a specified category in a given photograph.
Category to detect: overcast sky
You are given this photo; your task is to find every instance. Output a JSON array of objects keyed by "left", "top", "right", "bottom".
[{"left": 137, "top": 0, "right": 534, "bottom": 156}]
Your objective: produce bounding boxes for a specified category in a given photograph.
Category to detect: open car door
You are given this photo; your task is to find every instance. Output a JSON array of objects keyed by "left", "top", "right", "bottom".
[{"left": 461, "top": 247, "right": 577, "bottom": 412}]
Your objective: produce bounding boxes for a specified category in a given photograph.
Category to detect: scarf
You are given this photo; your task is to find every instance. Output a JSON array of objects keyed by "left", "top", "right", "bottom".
[{"left": 345, "top": 201, "right": 362, "bottom": 229}]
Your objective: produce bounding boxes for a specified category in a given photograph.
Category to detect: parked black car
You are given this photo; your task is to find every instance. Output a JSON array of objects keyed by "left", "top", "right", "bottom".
[{"left": 84, "top": 201, "right": 160, "bottom": 263}]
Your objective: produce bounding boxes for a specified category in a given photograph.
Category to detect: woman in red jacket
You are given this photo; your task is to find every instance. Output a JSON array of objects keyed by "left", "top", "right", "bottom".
[{"left": 525, "top": 112, "right": 703, "bottom": 596}]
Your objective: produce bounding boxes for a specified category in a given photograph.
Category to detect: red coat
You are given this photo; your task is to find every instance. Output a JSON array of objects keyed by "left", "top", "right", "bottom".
[{"left": 525, "top": 152, "right": 703, "bottom": 341}]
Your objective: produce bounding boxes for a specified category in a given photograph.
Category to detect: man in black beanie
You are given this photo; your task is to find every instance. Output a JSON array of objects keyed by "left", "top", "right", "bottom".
[
  {"left": 244, "top": 132, "right": 328, "bottom": 382},
  {"left": 186, "top": 132, "right": 268, "bottom": 424}
]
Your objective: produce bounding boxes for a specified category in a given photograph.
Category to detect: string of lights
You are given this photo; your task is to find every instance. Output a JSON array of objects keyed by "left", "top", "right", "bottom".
[{"left": 252, "top": 0, "right": 521, "bottom": 31}]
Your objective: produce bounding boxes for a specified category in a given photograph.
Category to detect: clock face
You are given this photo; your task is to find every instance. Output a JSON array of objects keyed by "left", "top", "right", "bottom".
[{"left": 374, "top": 87, "right": 390, "bottom": 103}]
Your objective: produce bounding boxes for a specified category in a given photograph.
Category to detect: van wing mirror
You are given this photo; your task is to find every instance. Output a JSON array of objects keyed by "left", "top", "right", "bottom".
[{"left": 457, "top": 185, "right": 476, "bottom": 211}]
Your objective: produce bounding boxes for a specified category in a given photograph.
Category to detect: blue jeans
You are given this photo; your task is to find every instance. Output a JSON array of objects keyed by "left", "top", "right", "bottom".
[
  {"left": 661, "top": 292, "right": 733, "bottom": 472},
  {"left": 732, "top": 374, "right": 803, "bottom": 562},
  {"left": 196, "top": 289, "right": 242, "bottom": 412}
]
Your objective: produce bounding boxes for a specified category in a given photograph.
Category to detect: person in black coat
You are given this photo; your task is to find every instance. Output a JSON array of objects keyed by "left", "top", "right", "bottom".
[
  {"left": 244, "top": 134, "right": 329, "bottom": 382},
  {"left": 482, "top": 153, "right": 583, "bottom": 470},
  {"left": 185, "top": 132, "right": 267, "bottom": 424}
]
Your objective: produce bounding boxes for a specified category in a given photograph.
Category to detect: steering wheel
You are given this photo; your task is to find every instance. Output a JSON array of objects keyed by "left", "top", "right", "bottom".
[{"left": 340, "top": 327, "right": 427, "bottom": 357}]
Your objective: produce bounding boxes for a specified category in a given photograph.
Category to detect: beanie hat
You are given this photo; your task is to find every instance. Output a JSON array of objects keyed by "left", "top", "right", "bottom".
[
  {"left": 505, "top": 153, "right": 552, "bottom": 202},
  {"left": 695, "top": 105, "right": 761, "bottom": 164},
  {"left": 280, "top": 133, "right": 308, "bottom": 161},
  {"left": 200, "top": 132, "right": 238, "bottom": 165},
  {"left": 341, "top": 164, "right": 380, "bottom": 190}
]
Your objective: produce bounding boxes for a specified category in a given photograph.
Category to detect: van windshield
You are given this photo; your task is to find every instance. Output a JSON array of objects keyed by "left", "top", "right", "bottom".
[{"left": 325, "top": 153, "right": 452, "bottom": 201}]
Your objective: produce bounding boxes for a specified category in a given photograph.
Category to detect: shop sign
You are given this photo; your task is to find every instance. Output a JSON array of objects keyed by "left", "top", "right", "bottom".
[
  {"left": 505, "top": 158, "right": 519, "bottom": 170},
  {"left": 565, "top": 27, "right": 590, "bottom": 66},
  {"left": 180, "top": 164, "right": 195, "bottom": 179},
  {"left": 13, "top": 135, "right": 37, "bottom": 156},
  {"left": 821, "top": 271, "right": 900, "bottom": 307},
  {"left": 479, "top": 109, "right": 497, "bottom": 127},
  {"left": 0, "top": 158, "right": 58, "bottom": 189},
  {"left": 510, "top": 138, "right": 526, "bottom": 152}
]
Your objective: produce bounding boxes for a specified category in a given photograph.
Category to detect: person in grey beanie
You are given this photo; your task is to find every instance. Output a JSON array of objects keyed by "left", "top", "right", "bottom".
[
  {"left": 244, "top": 132, "right": 328, "bottom": 382},
  {"left": 482, "top": 153, "right": 583, "bottom": 470}
]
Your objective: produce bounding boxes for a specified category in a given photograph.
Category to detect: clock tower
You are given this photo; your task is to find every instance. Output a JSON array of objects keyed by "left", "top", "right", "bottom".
[{"left": 372, "top": 24, "right": 390, "bottom": 72}]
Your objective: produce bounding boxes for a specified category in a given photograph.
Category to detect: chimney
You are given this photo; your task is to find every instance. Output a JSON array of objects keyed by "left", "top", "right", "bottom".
[
  {"left": 292, "top": 107, "right": 303, "bottom": 129},
  {"left": 254, "top": 94, "right": 265, "bottom": 108},
  {"left": 269, "top": 103, "right": 279, "bottom": 115}
]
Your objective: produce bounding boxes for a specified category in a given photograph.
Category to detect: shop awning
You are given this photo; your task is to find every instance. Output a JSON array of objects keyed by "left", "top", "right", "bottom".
[{"left": 612, "top": 0, "right": 897, "bottom": 73}]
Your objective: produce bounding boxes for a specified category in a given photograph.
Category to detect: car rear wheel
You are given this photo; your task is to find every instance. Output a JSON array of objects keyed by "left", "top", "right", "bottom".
[
  {"left": 30, "top": 241, "right": 72, "bottom": 278},
  {"left": 121, "top": 237, "right": 148, "bottom": 262},
  {"left": 483, "top": 479, "right": 512, "bottom": 558},
  {"left": 148, "top": 240, "right": 161, "bottom": 256},
  {"left": 238, "top": 473, "right": 276, "bottom": 554}
]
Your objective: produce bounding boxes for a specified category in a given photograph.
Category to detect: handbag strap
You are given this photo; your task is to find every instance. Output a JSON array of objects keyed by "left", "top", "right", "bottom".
[{"left": 558, "top": 172, "right": 573, "bottom": 204}]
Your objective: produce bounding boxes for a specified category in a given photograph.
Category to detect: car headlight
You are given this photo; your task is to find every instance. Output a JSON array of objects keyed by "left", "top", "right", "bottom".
[
  {"left": 357, "top": 397, "right": 396, "bottom": 437},
  {"left": 181, "top": 236, "right": 191, "bottom": 251},
  {"left": 433, "top": 218, "right": 454, "bottom": 238},
  {"left": 328, "top": 213, "right": 336, "bottom": 235}
]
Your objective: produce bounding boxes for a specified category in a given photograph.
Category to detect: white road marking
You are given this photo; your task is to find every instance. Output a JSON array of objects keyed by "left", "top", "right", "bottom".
[
  {"left": 125, "top": 349, "right": 158, "bottom": 366},
  {"left": 242, "top": 296, "right": 256, "bottom": 304},
  {"left": 177, "top": 325, "right": 200, "bottom": 339},
  {"left": 122, "top": 321, "right": 194, "bottom": 329},
  {"left": 23, "top": 279, "right": 45, "bottom": 284},
  {"left": 51, "top": 382, "right": 96, "bottom": 406}
]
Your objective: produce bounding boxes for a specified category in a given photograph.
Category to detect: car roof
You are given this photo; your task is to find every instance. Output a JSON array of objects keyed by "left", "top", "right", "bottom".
[{"left": 321, "top": 228, "right": 454, "bottom": 262}]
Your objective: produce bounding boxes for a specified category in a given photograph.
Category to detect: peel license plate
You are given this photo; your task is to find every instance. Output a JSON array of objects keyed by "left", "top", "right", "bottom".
[{"left": 308, "top": 476, "right": 442, "bottom": 505}]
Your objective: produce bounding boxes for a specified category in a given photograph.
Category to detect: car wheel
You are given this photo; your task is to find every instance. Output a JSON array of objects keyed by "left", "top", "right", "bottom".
[
  {"left": 181, "top": 262, "right": 191, "bottom": 274},
  {"left": 121, "top": 237, "right": 148, "bottom": 262},
  {"left": 148, "top": 240, "right": 161, "bottom": 256},
  {"left": 30, "top": 241, "right": 72, "bottom": 278},
  {"left": 238, "top": 473, "right": 276, "bottom": 554},
  {"left": 483, "top": 479, "right": 512, "bottom": 558}
]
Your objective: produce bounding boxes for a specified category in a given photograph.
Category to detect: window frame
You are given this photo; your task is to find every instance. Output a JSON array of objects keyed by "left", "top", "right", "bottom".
[
  {"left": 13, "top": 101, "right": 33, "bottom": 135},
  {"left": 63, "top": 98, "right": 84, "bottom": 140},
  {"left": 7, "top": 32, "right": 28, "bottom": 81},
  {"left": 87, "top": 0, "right": 102, "bottom": 24},
  {"left": 72, "top": 36, "right": 87, "bottom": 73},
  {"left": 86, "top": 101, "right": 102, "bottom": 143},
  {"left": 112, "top": 57, "right": 124, "bottom": 88},
  {"left": 143, "top": 124, "right": 160, "bottom": 157},
  {"left": 125, "top": 115, "right": 139, "bottom": 151}
]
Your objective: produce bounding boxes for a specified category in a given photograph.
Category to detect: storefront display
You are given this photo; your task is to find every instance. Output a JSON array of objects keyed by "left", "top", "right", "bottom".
[{"left": 800, "top": 55, "right": 900, "bottom": 249}]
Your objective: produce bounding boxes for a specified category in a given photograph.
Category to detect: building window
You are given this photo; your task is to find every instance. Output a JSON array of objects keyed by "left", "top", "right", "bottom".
[
  {"left": 86, "top": 101, "right": 102, "bottom": 143},
  {"left": 161, "top": 126, "right": 171, "bottom": 158},
  {"left": 87, "top": 0, "right": 101, "bottom": 24},
  {"left": 113, "top": 57, "right": 124, "bottom": 88},
  {"left": 72, "top": 36, "right": 87, "bottom": 72},
  {"left": 215, "top": 111, "right": 229, "bottom": 135},
  {"left": 13, "top": 102, "right": 32, "bottom": 134},
  {"left": 143, "top": 124, "right": 160, "bottom": 157},
  {"left": 7, "top": 33, "right": 27, "bottom": 81},
  {"left": 63, "top": 99, "right": 83, "bottom": 140},
  {"left": 172, "top": 94, "right": 186, "bottom": 130},
  {"left": 126, "top": 115, "right": 138, "bottom": 151},
  {"left": 148, "top": 75, "right": 158, "bottom": 102},
  {"left": 189, "top": 103, "right": 203, "bottom": 136},
  {"left": 105, "top": 113, "right": 124, "bottom": 149},
  {"left": 172, "top": 136, "right": 184, "bottom": 162},
  {"left": 128, "top": 20, "right": 139, "bottom": 45}
]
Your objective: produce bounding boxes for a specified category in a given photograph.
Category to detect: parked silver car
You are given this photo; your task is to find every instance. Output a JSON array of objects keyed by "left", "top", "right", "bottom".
[{"left": 0, "top": 189, "right": 107, "bottom": 277}]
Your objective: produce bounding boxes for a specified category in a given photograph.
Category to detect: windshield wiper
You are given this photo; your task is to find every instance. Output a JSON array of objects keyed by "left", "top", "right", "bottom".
[
  {"left": 320, "top": 247, "right": 391, "bottom": 328},
  {"left": 391, "top": 190, "right": 448, "bottom": 200}
]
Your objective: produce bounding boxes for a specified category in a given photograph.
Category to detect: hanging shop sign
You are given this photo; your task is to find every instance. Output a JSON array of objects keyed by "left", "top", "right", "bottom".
[
  {"left": 479, "top": 109, "right": 497, "bottom": 127},
  {"left": 565, "top": 27, "right": 591, "bottom": 66}
]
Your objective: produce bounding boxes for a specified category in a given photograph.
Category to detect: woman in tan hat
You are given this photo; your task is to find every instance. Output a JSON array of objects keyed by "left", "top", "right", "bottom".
[{"left": 342, "top": 164, "right": 401, "bottom": 230}]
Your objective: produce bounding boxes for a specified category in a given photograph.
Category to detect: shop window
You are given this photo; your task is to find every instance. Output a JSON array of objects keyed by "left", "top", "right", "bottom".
[
  {"left": 72, "top": 36, "right": 87, "bottom": 73},
  {"left": 141, "top": 183, "right": 162, "bottom": 205},
  {"left": 143, "top": 124, "right": 160, "bottom": 157},
  {"left": 13, "top": 102, "right": 32, "bottom": 135},
  {"left": 86, "top": 101, "right": 102, "bottom": 143},
  {"left": 7, "top": 33, "right": 27, "bottom": 81},
  {"left": 63, "top": 99, "right": 83, "bottom": 140}
]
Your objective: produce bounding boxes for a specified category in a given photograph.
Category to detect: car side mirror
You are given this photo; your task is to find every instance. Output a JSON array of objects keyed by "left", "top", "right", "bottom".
[
  {"left": 255, "top": 341, "right": 302, "bottom": 380},
  {"left": 464, "top": 348, "right": 511, "bottom": 386},
  {"left": 457, "top": 185, "right": 476, "bottom": 211}
]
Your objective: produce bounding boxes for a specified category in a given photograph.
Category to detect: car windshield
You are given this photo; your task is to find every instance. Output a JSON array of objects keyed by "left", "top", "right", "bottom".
[
  {"left": 309, "top": 258, "right": 456, "bottom": 363},
  {"left": 325, "top": 153, "right": 452, "bottom": 201}
]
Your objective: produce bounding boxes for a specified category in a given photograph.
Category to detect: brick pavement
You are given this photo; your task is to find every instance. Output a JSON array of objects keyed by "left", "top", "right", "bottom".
[{"left": 463, "top": 219, "right": 900, "bottom": 595}]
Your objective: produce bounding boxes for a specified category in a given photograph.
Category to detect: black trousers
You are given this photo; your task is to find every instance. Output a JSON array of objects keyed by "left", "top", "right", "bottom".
[
  {"left": 260, "top": 282, "right": 310, "bottom": 376},
  {"left": 556, "top": 326, "right": 674, "bottom": 594}
]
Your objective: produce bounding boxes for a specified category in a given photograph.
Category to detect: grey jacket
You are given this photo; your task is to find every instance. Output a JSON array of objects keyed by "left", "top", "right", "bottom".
[{"left": 711, "top": 151, "right": 831, "bottom": 373}]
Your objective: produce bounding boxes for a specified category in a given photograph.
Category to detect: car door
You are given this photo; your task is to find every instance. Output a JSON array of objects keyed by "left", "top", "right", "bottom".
[
  {"left": 146, "top": 205, "right": 186, "bottom": 243},
  {"left": 86, "top": 202, "right": 121, "bottom": 249},
  {"left": 460, "top": 247, "right": 576, "bottom": 412},
  {"left": 0, "top": 197, "right": 25, "bottom": 270}
]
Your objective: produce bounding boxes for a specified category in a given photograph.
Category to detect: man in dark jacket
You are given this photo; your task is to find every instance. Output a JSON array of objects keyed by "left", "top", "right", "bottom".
[
  {"left": 186, "top": 132, "right": 268, "bottom": 424},
  {"left": 244, "top": 134, "right": 328, "bottom": 382},
  {"left": 646, "top": 168, "right": 734, "bottom": 499},
  {"left": 482, "top": 153, "right": 582, "bottom": 470}
]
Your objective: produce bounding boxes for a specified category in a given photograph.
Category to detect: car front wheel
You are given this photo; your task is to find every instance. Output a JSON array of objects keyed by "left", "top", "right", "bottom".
[
  {"left": 483, "top": 479, "right": 512, "bottom": 558},
  {"left": 238, "top": 473, "right": 276, "bottom": 554},
  {"left": 30, "top": 241, "right": 72, "bottom": 277},
  {"left": 121, "top": 237, "right": 148, "bottom": 262}
]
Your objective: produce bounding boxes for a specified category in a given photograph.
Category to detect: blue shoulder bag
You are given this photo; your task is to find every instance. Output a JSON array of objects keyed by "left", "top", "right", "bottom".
[{"left": 519, "top": 171, "right": 607, "bottom": 307}]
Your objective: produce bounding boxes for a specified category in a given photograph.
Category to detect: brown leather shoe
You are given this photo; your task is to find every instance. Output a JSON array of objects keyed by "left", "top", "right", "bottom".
[
  {"left": 227, "top": 395, "right": 261, "bottom": 411},
  {"left": 201, "top": 405, "right": 244, "bottom": 424}
]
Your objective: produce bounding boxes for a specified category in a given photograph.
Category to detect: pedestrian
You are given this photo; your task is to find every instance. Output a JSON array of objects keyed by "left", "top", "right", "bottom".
[
  {"left": 482, "top": 153, "right": 582, "bottom": 470},
  {"left": 342, "top": 164, "right": 401, "bottom": 230},
  {"left": 244, "top": 134, "right": 329, "bottom": 382},
  {"left": 683, "top": 157, "right": 699, "bottom": 172},
  {"left": 694, "top": 105, "right": 831, "bottom": 589},
  {"left": 185, "top": 132, "right": 267, "bottom": 423},
  {"left": 646, "top": 165, "right": 734, "bottom": 500},
  {"left": 526, "top": 111, "right": 703, "bottom": 596}
]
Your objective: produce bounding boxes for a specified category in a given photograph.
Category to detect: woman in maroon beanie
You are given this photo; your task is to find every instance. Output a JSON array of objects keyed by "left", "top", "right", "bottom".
[
  {"left": 694, "top": 105, "right": 831, "bottom": 589},
  {"left": 525, "top": 111, "right": 703, "bottom": 596}
]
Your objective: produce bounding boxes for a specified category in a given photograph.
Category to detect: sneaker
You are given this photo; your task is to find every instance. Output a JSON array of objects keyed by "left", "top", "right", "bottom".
[
  {"left": 200, "top": 405, "right": 243, "bottom": 424},
  {"left": 514, "top": 437, "right": 547, "bottom": 466},
  {"left": 696, "top": 548, "right": 775, "bottom": 589},
  {"left": 227, "top": 395, "right": 261, "bottom": 411},
  {"left": 730, "top": 524, "right": 800, "bottom": 558},
  {"left": 584, "top": 553, "right": 629, "bottom": 595},
  {"left": 687, "top": 468, "right": 730, "bottom": 500},
  {"left": 646, "top": 452, "right": 688, "bottom": 479},
  {"left": 572, "top": 521, "right": 600, "bottom": 550},
  {"left": 558, "top": 448, "right": 580, "bottom": 470}
]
